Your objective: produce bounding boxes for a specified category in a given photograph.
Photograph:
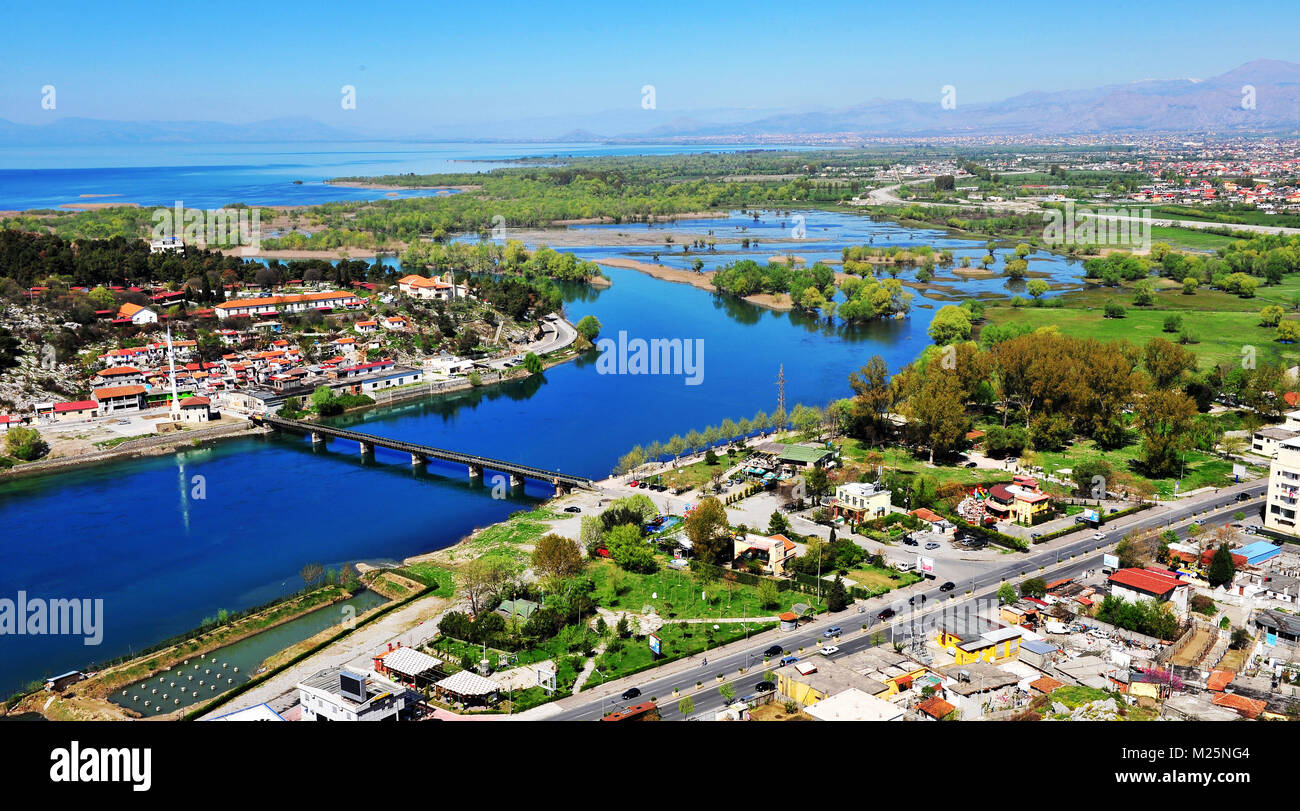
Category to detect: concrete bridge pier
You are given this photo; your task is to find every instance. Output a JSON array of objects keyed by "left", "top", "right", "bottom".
[
  {"left": 468, "top": 464, "right": 483, "bottom": 480},
  {"left": 554, "top": 481, "right": 572, "bottom": 497},
  {"left": 310, "top": 431, "right": 324, "bottom": 444},
  {"left": 359, "top": 441, "right": 373, "bottom": 456},
  {"left": 411, "top": 453, "right": 426, "bottom": 466},
  {"left": 510, "top": 473, "right": 525, "bottom": 489}
]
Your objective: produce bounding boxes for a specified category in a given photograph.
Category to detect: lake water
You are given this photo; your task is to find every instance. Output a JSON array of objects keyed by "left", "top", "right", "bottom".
[
  {"left": 0, "top": 140, "right": 808, "bottom": 211},
  {"left": 0, "top": 204, "right": 1083, "bottom": 694}
]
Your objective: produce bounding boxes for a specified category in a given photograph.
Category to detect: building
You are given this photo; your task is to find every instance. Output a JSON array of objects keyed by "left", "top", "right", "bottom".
[
  {"left": 909, "top": 507, "right": 951, "bottom": 533},
  {"left": 207, "top": 703, "right": 285, "bottom": 721},
  {"left": 150, "top": 237, "right": 185, "bottom": 254},
  {"left": 772, "top": 657, "right": 886, "bottom": 708},
  {"left": 803, "top": 688, "right": 904, "bottom": 721},
  {"left": 1253, "top": 426, "right": 1299, "bottom": 458},
  {"left": 117, "top": 302, "right": 158, "bottom": 325},
  {"left": 937, "top": 662, "right": 1021, "bottom": 717},
  {"left": 732, "top": 533, "right": 800, "bottom": 576},
  {"left": 777, "top": 444, "right": 836, "bottom": 469},
  {"left": 1107, "top": 568, "right": 1189, "bottom": 616},
  {"left": 984, "top": 477, "right": 1051, "bottom": 526},
  {"left": 1236, "top": 540, "right": 1282, "bottom": 567},
  {"left": 45, "top": 671, "right": 84, "bottom": 692},
  {"left": 1254, "top": 609, "right": 1300, "bottom": 646},
  {"left": 0, "top": 415, "right": 20, "bottom": 433},
  {"left": 371, "top": 644, "right": 443, "bottom": 687},
  {"left": 175, "top": 396, "right": 213, "bottom": 423},
  {"left": 916, "top": 695, "right": 957, "bottom": 720},
  {"left": 935, "top": 624, "right": 1023, "bottom": 665},
  {"left": 215, "top": 290, "right": 361, "bottom": 320},
  {"left": 829, "top": 482, "right": 891, "bottom": 523},
  {"left": 432, "top": 670, "right": 499, "bottom": 707},
  {"left": 297, "top": 667, "right": 411, "bottom": 721},
  {"left": 92, "top": 366, "right": 145, "bottom": 387},
  {"left": 1019, "top": 639, "right": 1062, "bottom": 671},
  {"left": 1265, "top": 436, "right": 1300, "bottom": 535},
  {"left": 397, "top": 273, "right": 467, "bottom": 300},
  {"left": 46, "top": 400, "right": 98, "bottom": 422},
  {"left": 92, "top": 385, "right": 146, "bottom": 415}
]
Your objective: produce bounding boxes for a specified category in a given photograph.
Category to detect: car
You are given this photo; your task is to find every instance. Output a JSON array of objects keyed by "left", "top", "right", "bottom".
[
  {"left": 764, "top": 644, "right": 784, "bottom": 657},
  {"left": 1236, "top": 492, "right": 1252, "bottom": 502},
  {"left": 1092, "top": 532, "right": 1105, "bottom": 541},
  {"left": 964, "top": 461, "right": 978, "bottom": 468},
  {"left": 903, "top": 537, "right": 919, "bottom": 546},
  {"left": 779, "top": 655, "right": 800, "bottom": 666},
  {"left": 563, "top": 506, "right": 581, "bottom": 513},
  {"left": 754, "top": 681, "right": 776, "bottom": 693},
  {"left": 1245, "top": 525, "right": 1258, "bottom": 535},
  {"left": 638, "top": 482, "right": 648, "bottom": 489},
  {"left": 628, "top": 480, "right": 640, "bottom": 487},
  {"left": 621, "top": 687, "right": 641, "bottom": 701},
  {"left": 820, "top": 646, "right": 840, "bottom": 656},
  {"left": 925, "top": 542, "right": 940, "bottom": 550},
  {"left": 877, "top": 608, "right": 896, "bottom": 621},
  {"left": 939, "top": 581, "right": 956, "bottom": 592},
  {"left": 822, "top": 626, "right": 842, "bottom": 638}
]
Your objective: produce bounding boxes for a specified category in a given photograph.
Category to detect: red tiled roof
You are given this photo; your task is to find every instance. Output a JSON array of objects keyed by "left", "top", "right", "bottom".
[
  {"left": 1211, "top": 692, "right": 1266, "bottom": 719},
  {"left": 917, "top": 696, "right": 956, "bottom": 719},
  {"left": 1108, "top": 568, "right": 1185, "bottom": 597},
  {"left": 1206, "top": 670, "right": 1234, "bottom": 692},
  {"left": 910, "top": 508, "right": 944, "bottom": 524},
  {"left": 92, "top": 385, "right": 145, "bottom": 400},
  {"left": 96, "top": 366, "right": 141, "bottom": 377},
  {"left": 53, "top": 401, "right": 97, "bottom": 412},
  {"left": 1029, "top": 677, "right": 1063, "bottom": 694}
]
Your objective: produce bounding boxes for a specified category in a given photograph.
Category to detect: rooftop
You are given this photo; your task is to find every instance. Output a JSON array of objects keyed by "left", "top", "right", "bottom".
[{"left": 804, "top": 688, "right": 904, "bottom": 721}]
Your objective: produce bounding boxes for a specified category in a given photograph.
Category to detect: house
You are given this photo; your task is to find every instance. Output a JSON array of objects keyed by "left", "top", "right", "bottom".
[
  {"left": 803, "top": 688, "right": 904, "bottom": 721},
  {"left": 829, "top": 482, "right": 891, "bottom": 523},
  {"left": 1253, "top": 426, "right": 1299, "bottom": 458},
  {"left": 777, "top": 444, "right": 836, "bottom": 469},
  {"left": 909, "top": 507, "right": 951, "bottom": 533},
  {"left": 432, "top": 670, "right": 499, "bottom": 707},
  {"left": 92, "top": 366, "right": 145, "bottom": 387},
  {"left": 1107, "top": 568, "right": 1189, "bottom": 616},
  {"left": 45, "top": 671, "right": 84, "bottom": 692},
  {"left": 1265, "top": 436, "right": 1300, "bottom": 535},
  {"left": 1236, "top": 540, "right": 1282, "bottom": 567},
  {"left": 916, "top": 695, "right": 957, "bottom": 720},
  {"left": 935, "top": 624, "right": 1022, "bottom": 664},
  {"left": 397, "top": 273, "right": 467, "bottom": 300},
  {"left": 150, "top": 237, "right": 185, "bottom": 254},
  {"left": 984, "top": 478, "right": 1051, "bottom": 526},
  {"left": 354, "top": 320, "right": 378, "bottom": 334},
  {"left": 1019, "top": 639, "right": 1061, "bottom": 671},
  {"left": 297, "top": 667, "right": 411, "bottom": 721},
  {"left": 175, "top": 396, "right": 213, "bottom": 423},
  {"left": 1254, "top": 609, "right": 1300, "bottom": 646},
  {"left": 1028, "top": 676, "right": 1063, "bottom": 695},
  {"left": 732, "top": 533, "right": 800, "bottom": 576},
  {"left": 1211, "top": 692, "right": 1268, "bottom": 720},
  {"left": 117, "top": 302, "right": 158, "bottom": 324},
  {"left": 214, "top": 291, "right": 361, "bottom": 320},
  {"left": 426, "top": 355, "right": 476, "bottom": 377},
  {"left": 772, "top": 657, "right": 885, "bottom": 708},
  {"left": 207, "top": 703, "right": 285, "bottom": 721},
  {"left": 47, "top": 400, "right": 98, "bottom": 422},
  {"left": 835, "top": 646, "right": 930, "bottom": 696},
  {"left": 348, "top": 367, "right": 424, "bottom": 395},
  {"left": 496, "top": 598, "right": 540, "bottom": 620},
  {"left": 380, "top": 315, "right": 409, "bottom": 331},
  {"left": 92, "top": 385, "right": 146, "bottom": 415},
  {"left": 937, "top": 662, "right": 1021, "bottom": 717},
  {"left": 0, "top": 415, "right": 20, "bottom": 433}
]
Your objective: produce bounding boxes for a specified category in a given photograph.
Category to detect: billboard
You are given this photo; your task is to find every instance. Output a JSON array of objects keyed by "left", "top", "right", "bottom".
[
  {"left": 1082, "top": 509, "right": 1101, "bottom": 523},
  {"left": 917, "top": 556, "right": 935, "bottom": 575},
  {"left": 1102, "top": 554, "right": 1120, "bottom": 569},
  {"left": 648, "top": 633, "right": 661, "bottom": 656}
]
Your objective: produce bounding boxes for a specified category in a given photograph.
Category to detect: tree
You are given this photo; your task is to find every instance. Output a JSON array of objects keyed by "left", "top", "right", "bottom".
[
  {"left": 827, "top": 573, "right": 849, "bottom": 612},
  {"left": 767, "top": 510, "right": 790, "bottom": 536},
  {"left": 1134, "top": 389, "right": 1197, "bottom": 476},
  {"left": 300, "top": 562, "right": 324, "bottom": 587},
  {"left": 532, "top": 533, "right": 584, "bottom": 581},
  {"left": 678, "top": 696, "right": 695, "bottom": 717},
  {"left": 522, "top": 351, "right": 543, "bottom": 374},
  {"left": 1142, "top": 337, "right": 1197, "bottom": 390},
  {"left": 1260, "top": 305, "right": 1284, "bottom": 327},
  {"left": 900, "top": 367, "right": 969, "bottom": 463},
  {"left": 1103, "top": 300, "right": 1126, "bottom": 318},
  {"left": 1207, "top": 542, "right": 1236, "bottom": 588},
  {"left": 803, "top": 467, "right": 830, "bottom": 504},
  {"left": 5, "top": 426, "right": 48, "bottom": 461},
  {"left": 849, "top": 355, "right": 893, "bottom": 443},
  {"left": 758, "top": 579, "right": 779, "bottom": 609},
  {"left": 1182, "top": 276, "right": 1198, "bottom": 295},
  {"left": 718, "top": 683, "right": 735, "bottom": 702},
  {"left": 928, "top": 305, "right": 972, "bottom": 345},
  {"left": 1026, "top": 279, "right": 1049, "bottom": 300},
  {"left": 685, "top": 496, "right": 730, "bottom": 564},
  {"left": 575, "top": 314, "right": 601, "bottom": 341},
  {"left": 1019, "top": 578, "right": 1047, "bottom": 599},
  {"left": 997, "top": 583, "right": 1018, "bottom": 604},
  {"left": 1277, "top": 321, "right": 1300, "bottom": 343},
  {"left": 607, "top": 523, "right": 657, "bottom": 573},
  {"left": 456, "top": 557, "right": 513, "bottom": 614}
]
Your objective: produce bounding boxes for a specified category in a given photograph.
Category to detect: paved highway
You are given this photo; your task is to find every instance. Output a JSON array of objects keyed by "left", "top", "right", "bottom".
[{"left": 541, "top": 483, "right": 1265, "bottom": 720}]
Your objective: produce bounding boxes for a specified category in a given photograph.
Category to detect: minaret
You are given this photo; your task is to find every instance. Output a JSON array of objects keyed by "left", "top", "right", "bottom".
[
  {"left": 775, "top": 364, "right": 786, "bottom": 418},
  {"left": 167, "top": 326, "right": 181, "bottom": 421}
]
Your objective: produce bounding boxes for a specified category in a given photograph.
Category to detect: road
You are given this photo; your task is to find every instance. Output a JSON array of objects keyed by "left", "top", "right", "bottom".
[
  {"left": 484, "top": 314, "right": 577, "bottom": 370},
  {"left": 538, "top": 481, "right": 1265, "bottom": 721},
  {"left": 861, "top": 180, "right": 1300, "bottom": 236}
]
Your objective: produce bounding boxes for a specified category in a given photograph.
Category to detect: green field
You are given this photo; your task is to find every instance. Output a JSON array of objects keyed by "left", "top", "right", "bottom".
[
  {"left": 583, "top": 620, "right": 777, "bottom": 691},
  {"left": 588, "top": 558, "right": 823, "bottom": 620}
]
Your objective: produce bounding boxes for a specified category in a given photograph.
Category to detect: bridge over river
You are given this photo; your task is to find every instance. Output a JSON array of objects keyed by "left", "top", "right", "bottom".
[{"left": 258, "top": 415, "right": 594, "bottom": 493}]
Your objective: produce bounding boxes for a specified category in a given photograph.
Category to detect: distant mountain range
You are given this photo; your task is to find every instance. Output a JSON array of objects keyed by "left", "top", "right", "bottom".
[{"left": 2, "top": 60, "right": 1298, "bottom": 146}]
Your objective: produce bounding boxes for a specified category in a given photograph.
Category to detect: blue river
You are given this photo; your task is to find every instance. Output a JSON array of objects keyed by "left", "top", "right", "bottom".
[{"left": 0, "top": 206, "right": 1083, "bottom": 694}]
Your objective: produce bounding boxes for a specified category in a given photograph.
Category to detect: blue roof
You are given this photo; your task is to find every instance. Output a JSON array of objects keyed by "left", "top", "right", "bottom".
[{"left": 1237, "top": 541, "right": 1281, "bottom": 560}]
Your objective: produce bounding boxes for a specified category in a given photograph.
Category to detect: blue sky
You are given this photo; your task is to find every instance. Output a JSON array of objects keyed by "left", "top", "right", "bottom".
[{"left": 1, "top": 0, "right": 1294, "bottom": 133}]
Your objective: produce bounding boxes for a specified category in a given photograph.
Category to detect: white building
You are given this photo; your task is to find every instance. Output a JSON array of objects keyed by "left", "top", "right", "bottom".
[
  {"left": 297, "top": 667, "right": 411, "bottom": 722},
  {"left": 1265, "top": 436, "right": 1300, "bottom": 535}
]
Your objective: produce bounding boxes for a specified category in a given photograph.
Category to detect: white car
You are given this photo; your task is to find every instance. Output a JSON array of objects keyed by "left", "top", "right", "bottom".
[
  {"left": 820, "top": 645, "right": 840, "bottom": 656},
  {"left": 1092, "top": 532, "right": 1105, "bottom": 541}
]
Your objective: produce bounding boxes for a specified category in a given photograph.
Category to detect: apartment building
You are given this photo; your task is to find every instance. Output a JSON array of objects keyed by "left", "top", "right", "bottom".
[{"left": 1265, "top": 436, "right": 1300, "bottom": 536}]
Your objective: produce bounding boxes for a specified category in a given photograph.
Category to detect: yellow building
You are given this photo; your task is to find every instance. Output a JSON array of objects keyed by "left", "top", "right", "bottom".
[
  {"left": 773, "top": 658, "right": 887, "bottom": 707},
  {"left": 936, "top": 626, "right": 1022, "bottom": 665}
]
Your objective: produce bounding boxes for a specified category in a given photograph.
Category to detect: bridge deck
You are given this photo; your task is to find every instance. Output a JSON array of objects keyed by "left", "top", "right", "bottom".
[{"left": 262, "top": 415, "right": 593, "bottom": 488}]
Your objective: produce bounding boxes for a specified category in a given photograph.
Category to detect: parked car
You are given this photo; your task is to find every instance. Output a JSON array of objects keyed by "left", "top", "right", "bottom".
[
  {"left": 939, "top": 581, "right": 956, "bottom": 592},
  {"left": 563, "top": 506, "right": 581, "bottom": 513},
  {"left": 820, "top": 645, "right": 840, "bottom": 656},
  {"left": 628, "top": 480, "right": 640, "bottom": 487},
  {"left": 822, "top": 626, "right": 842, "bottom": 638},
  {"left": 964, "top": 461, "right": 978, "bottom": 468},
  {"left": 779, "top": 655, "right": 800, "bottom": 666},
  {"left": 877, "top": 608, "right": 896, "bottom": 621},
  {"left": 764, "top": 644, "right": 783, "bottom": 657},
  {"left": 903, "top": 537, "right": 919, "bottom": 546},
  {"left": 638, "top": 482, "right": 648, "bottom": 489},
  {"left": 621, "top": 687, "right": 641, "bottom": 701},
  {"left": 925, "top": 542, "right": 940, "bottom": 550},
  {"left": 1236, "top": 492, "right": 1252, "bottom": 502},
  {"left": 754, "top": 681, "right": 776, "bottom": 693}
]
